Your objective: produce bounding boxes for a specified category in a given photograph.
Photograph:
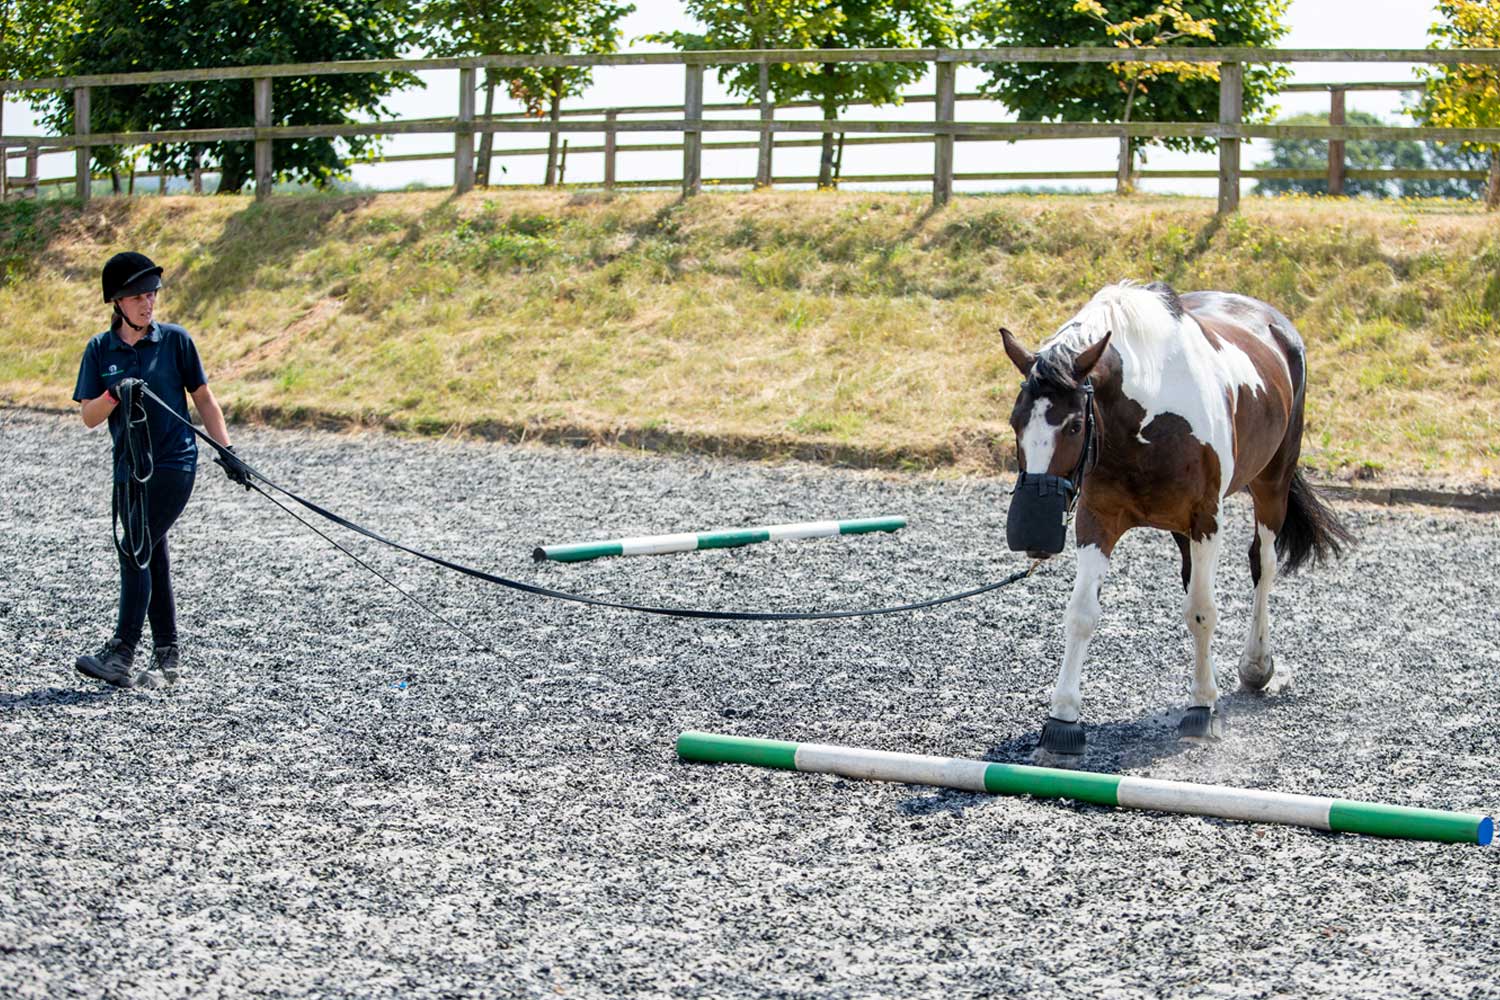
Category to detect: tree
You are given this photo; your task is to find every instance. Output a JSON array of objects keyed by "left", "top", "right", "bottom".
[
  {"left": 1069, "top": 0, "right": 1216, "bottom": 193},
  {"left": 651, "top": 0, "right": 959, "bottom": 188},
  {"left": 420, "top": 0, "right": 634, "bottom": 187},
  {"left": 27, "top": 0, "right": 421, "bottom": 194},
  {"left": 0, "top": 0, "right": 79, "bottom": 80},
  {"left": 644, "top": 1, "right": 845, "bottom": 188},
  {"left": 1254, "top": 108, "right": 1489, "bottom": 202},
  {"left": 1409, "top": 0, "right": 1500, "bottom": 210},
  {"left": 967, "top": 0, "right": 1291, "bottom": 192},
  {"left": 1253, "top": 110, "right": 1431, "bottom": 200}
]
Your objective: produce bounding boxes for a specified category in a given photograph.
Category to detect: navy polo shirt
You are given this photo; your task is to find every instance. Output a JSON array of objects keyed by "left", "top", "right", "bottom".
[{"left": 73, "top": 322, "right": 208, "bottom": 482}]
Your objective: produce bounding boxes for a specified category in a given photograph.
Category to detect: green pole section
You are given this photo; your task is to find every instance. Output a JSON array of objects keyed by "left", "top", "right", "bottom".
[
  {"left": 698, "top": 529, "right": 772, "bottom": 549},
  {"left": 1329, "top": 799, "right": 1492, "bottom": 845},
  {"left": 838, "top": 517, "right": 907, "bottom": 534},
  {"left": 677, "top": 731, "right": 799, "bottom": 770},
  {"left": 983, "top": 762, "right": 1122, "bottom": 807},
  {"left": 535, "top": 541, "right": 625, "bottom": 563}
]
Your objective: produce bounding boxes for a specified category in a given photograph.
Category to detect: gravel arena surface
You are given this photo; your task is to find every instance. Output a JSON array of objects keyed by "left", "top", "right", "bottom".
[{"left": 2, "top": 407, "right": 1498, "bottom": 999}]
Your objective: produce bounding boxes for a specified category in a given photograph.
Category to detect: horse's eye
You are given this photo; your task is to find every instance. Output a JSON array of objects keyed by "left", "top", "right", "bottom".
[{"left": 1066, "top": 422, "right": 1083, "bottom": 435}]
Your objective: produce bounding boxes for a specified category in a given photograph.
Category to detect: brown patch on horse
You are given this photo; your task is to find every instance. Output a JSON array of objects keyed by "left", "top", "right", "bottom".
[
  {"left": 1190, "top": 312, "right": 1296, "bottom": 495},
  {"left": 1073, "top": 354, "right": 1223, "bottom": 547}
]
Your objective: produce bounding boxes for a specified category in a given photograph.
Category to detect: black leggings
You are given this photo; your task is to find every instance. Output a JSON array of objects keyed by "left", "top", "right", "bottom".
[{"left": 114, "top": 468, "right": 194, "bottom": 650}]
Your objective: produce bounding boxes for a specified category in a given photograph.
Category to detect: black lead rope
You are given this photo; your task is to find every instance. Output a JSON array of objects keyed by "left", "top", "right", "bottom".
[
  {"left": 112, "top": 379, "right": 155, "bottom": 570},
  {"left": 138, "top": 386, "right": 1042, "bottom": 626}
]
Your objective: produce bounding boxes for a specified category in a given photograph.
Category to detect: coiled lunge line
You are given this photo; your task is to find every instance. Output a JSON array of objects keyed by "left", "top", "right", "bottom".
[
  {"left": 136, "top": 386, "right": 1043, "bottom": 628},
  {"left": 111, "top": 378, "right": 155, "bottom": 570}
]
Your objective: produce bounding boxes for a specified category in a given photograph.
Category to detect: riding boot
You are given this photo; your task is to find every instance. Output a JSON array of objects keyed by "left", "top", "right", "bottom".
[
  {"left": 138, "top": 644, "right": 181, "bottom": 689},
  {"left": 76, "top": 637, "right": 138, "bottom": 689}
]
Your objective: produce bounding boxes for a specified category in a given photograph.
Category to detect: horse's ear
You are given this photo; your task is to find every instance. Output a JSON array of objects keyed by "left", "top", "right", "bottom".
[
  {"left": 1000, "top": 327, "right": 1035, "bottom": 377},
  {"left": 1073, "top": 330, "right": 1113, "bottom": 381}
]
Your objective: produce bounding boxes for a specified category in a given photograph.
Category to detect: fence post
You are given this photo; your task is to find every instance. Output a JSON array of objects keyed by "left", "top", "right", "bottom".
[
  {"left": 28, "top": 145, "right": 39, "bottom": 198},
  {"left": 1217, "top": 62, "right": 1242, "bottom": 215},
  {"left": 683, "top": 62, "right": 703, "bottom": 197},
  {"left": 74, "top": 87, "right": 91, "bottom": 204},
  {"left": 756, "top": 59, "right": 773, "bottom": 188},
  {"left": 933, "top": 57, "right": 956, "bottom": 208},
  {"left": 1327, "top": 86, "right": 1346, "bottom": 197},
  {"left": 456, "top": 66, "right": 476, "bottom": 194},
  {"left": 604, "top": 110, "right": 618, "bottom": 190},
  {"left": 254, "top": 77, "right": 273, "bottom": 200}
]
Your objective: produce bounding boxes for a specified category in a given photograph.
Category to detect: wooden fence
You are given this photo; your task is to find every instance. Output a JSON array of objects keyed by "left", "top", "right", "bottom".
[{"left": 3, "top": 47, "right": 1499, "bottom": 213}]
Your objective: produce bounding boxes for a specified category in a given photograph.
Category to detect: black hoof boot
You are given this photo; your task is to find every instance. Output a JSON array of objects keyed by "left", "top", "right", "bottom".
[
  {"left": 1037, "top": 716, "right": 1086, "bottom": 756},
  {"left": 76, "top": 638, "right": 137, "bottom": 689},
  {"left": 1178, "top": 705, "right": 1223, "bottom": 742},
  {"left": 138, "top": 644, "right": 180, "bottom": 689}
]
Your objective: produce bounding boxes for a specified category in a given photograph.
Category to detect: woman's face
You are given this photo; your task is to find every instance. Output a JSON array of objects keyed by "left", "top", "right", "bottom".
[{"left": 116, "top": 289, "right": 157, "bottom": 330}]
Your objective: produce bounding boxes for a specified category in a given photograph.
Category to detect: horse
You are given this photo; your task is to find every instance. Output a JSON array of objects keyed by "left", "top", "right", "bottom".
[{"left": 999, "top": 281, "right": 1353, "bottom": 760}]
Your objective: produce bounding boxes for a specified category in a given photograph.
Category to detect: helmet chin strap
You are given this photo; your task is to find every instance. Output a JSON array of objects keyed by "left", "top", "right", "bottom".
[{"left": 113, "top": 303, "right": 148, "bottom": 333}]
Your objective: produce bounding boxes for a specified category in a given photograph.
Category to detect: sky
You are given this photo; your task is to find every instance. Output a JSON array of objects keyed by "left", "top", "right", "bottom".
[{"left": 4, "top": 1, "right": 1449, "bottom": 198}]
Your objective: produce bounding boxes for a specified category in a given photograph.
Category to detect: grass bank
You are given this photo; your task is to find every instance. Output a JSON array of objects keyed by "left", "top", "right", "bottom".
[{"left": 0, "top": 189, "right": 1496, "bottom": 484}]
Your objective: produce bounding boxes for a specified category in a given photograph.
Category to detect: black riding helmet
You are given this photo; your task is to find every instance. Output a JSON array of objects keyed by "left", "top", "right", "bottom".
[{"left": 101, "top": 251, "right": 163, "bottom": 303}]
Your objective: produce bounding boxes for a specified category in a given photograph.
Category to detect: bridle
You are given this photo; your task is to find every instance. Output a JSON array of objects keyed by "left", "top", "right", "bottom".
[
  {"left": 1018, "top": 377, "right": 1098, "bottom": 516},
  {"left": 1004, "top": 376, "right": 1100, "bottom": 556}
]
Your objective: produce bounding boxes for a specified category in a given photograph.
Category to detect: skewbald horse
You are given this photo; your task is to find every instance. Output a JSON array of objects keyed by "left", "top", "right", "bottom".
[{"left": 1000, "top": 281, "right": 1353, "bottom": 760}]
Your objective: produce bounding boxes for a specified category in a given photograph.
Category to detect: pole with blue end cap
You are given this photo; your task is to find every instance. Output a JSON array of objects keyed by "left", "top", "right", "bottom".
[{"left": 675, "top": 731, "right": 1495, "bottom": 846}]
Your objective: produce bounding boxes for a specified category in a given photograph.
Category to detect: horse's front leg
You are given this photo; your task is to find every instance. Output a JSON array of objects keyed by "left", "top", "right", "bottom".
[
  {"left": 1036, "top": 508, "right": 1120, "bottom": 761},
  {"left": 1179, "top": 525, "right": 1224, "bottom": 741}
]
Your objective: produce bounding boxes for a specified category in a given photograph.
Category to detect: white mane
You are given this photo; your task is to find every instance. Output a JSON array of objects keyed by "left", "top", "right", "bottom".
[{"left": 1042, "top": 281, "right": 1181, "bottom": 356}]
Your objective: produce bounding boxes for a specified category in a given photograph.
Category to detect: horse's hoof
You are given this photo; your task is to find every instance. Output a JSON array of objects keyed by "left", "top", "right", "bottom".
[
  {"left": 1238, "top": 653, "right": 1276, "bottom": 691},
  {"left": 1037, "top": 716, "right": 1086, "bottom": 757},
  {"left": 1178, "top": 705, "right": 1223, "bottom": 742}
]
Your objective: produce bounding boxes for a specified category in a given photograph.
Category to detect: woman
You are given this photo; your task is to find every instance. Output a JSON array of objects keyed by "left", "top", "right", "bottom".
[{"left": 72, "top": 251, "right": 251, "bottom": 690}]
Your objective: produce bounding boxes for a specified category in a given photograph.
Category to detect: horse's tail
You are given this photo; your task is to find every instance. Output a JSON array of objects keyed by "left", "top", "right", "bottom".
[{"left": 1276, "top": 470, "right": 1356, "bottom": 573}]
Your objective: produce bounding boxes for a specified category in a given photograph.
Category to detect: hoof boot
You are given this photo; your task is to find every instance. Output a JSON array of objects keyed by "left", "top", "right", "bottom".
[
  {"left": 1038, "top": 716, "right": 1086, "bottom": 756},
  {"left": 1178, "top": 705, "right": 1223, "bottom": 742}
]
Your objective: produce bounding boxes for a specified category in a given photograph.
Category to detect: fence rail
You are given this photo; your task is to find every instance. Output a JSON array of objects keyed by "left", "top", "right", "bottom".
[{"left": 3, "top": 47, "right": 1497, "bottom": 212}]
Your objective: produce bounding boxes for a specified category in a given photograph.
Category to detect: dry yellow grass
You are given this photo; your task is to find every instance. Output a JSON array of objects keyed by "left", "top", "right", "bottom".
[{"left": 1, "top": 189, "right": 1495, "bottom": 483}]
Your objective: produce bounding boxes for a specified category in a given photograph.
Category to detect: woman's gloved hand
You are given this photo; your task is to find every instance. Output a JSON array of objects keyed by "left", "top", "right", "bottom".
[
  {"left": 106, "top": 377, "right": 145, "bottom": 403},
  {"left": 214, "top": 446, "right": 253, "bottom": 489}
]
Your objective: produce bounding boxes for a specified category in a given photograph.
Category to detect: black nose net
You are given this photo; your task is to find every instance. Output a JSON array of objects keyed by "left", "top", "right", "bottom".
[{"left": 1006, "top": 472, "right": 1075, "bottom": 554}]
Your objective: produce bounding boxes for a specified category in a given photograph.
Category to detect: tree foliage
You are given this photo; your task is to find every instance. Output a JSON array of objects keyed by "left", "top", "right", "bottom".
[
  {"left": 966, "top": 0, "right": 1291, "bottom": 155},
  {"left": 421, "top": 0, "right": 634, "bottom": 116},
  {"left": 418, "top": 0, "right": 634, "bottom": 185},
  {"left": 650, "top": 0, "right": 958, "bottom": 186},
  {"left": 1409, "top": 0, "right": 1500, "bottom": 208},
  {"left": 27, "top": 0, "right": 421, "bottom": 193},
  {"left": 1252, "top": 109, "right": 1487, "bottom": 201},
  {"left": 0, "top": 0, "right": 80, "bottom": 81}
]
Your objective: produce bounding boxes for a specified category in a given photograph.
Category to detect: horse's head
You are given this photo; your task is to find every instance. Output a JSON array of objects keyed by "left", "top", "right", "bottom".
[{"left": 999, "top": 326, "right": 1112, "bottom": 559}]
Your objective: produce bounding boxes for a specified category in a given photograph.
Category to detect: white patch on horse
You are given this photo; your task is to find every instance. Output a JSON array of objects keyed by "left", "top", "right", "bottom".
[
  {"left": 1182, "top": 290, "right": 1299, "bottom": 391},
  {"left": 1238, "top": 521, "right": 1279, "bottom": 688},
  {"left": 1050, "top": 543, "right": 1110, "bottom": 723},
  {"left": 1019, "top": 396, "right": 1056, "bottom": 473},
  {"left": 1043, "top": 282, "right": 1266, "bottom": 496},
  {"left": 1184, "top": 531, "right": 1222, "bottom": 710}
]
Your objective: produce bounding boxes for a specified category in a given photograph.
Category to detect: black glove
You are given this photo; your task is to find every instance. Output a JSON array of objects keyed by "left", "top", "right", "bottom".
[
  {"left": 214, "top": 446, "right": 253, "bottom": 490},
  {"left": 106, "top": 377, "right": 144, "bottom": 403}
]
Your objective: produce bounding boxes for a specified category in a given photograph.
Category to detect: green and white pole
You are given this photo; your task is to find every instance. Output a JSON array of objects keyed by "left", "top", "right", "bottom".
[
  {"left": 676, "top": 731, "right": 1494, "bottom": 846},
  {"left": 533, "top": 516, "right": 907, "bottom": 563}
]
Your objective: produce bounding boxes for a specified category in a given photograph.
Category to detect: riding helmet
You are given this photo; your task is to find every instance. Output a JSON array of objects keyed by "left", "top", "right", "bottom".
[{"left": 101, "top": 251, "right": 163, "bottom": 303}]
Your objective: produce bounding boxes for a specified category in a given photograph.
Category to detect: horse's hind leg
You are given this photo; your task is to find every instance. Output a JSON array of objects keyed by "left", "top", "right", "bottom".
[
  {"left": 1179, "top": 525, "right": 1224, "bottom": 740},
  {"left": 1239, "top": 482, "right": 1288, "bottom": 691}
]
